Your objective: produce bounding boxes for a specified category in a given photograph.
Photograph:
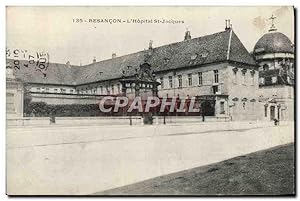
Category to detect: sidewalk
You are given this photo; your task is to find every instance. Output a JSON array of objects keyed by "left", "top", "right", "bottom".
[{"left": 7, "top": 121, "right": 293, "bottom": 149}]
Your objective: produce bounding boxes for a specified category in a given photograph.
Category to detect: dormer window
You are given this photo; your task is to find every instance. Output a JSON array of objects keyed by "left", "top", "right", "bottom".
[
  {"left": 190, "top": 54, "right": 198, "bottom": 60},
  {"left": 200, "top": 52, "right": 208, "bottom": 58},
  {"left": 163, "top": 58, "right": 170, "bottom": 65}
]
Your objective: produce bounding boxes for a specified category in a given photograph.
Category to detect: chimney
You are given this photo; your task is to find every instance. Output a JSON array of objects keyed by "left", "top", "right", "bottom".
[
  {"left": 148, "top": 40, "right": 154, "bottom": 56},
  {"left": 93, "top": 57, "right": 96, "bottom": 63},
  {"left": 112, "top": 53, "right": 117, "bottom": 59},
  {"left": 225, "top": 20, "right": 232, "bottom": 30},
  {"left": 66, "top": 61, "right": 71, "bottom": 68},
  {"left": 149, "top": 40, "right": 153, "bottom": 50},
  {"left": 184, "top": 30, "right": 191, "bottom": 40}
]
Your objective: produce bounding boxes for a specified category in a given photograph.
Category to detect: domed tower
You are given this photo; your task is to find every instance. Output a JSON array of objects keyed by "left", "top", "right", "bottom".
[
  {"left": 253, "top": 15, "right": 294, "bottom": 121},
  {"left": 253, "top": 15, "right": 294, "bottom": 86}
]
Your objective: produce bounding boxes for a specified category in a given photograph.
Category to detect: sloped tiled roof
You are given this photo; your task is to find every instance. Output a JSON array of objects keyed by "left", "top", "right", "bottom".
[
  {"left": 10, "top": 29, "right": 257, "bottom": 86},
  {"left": 10, "top": 60, "right": 77, "bottom": 85}
]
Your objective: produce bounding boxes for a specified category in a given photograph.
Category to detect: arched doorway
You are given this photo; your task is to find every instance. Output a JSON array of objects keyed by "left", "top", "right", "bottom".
[{"left": 201, "top": 101, "right": 215, "bottom": 116}]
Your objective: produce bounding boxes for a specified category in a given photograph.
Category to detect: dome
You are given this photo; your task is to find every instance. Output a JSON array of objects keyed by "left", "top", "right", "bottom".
[{"left": 254, "top": 32, "right": 294, "bottom": 55}]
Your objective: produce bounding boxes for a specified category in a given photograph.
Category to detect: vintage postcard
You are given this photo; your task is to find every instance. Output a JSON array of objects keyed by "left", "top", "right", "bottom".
[{"left": 6, "top": 6, "right": 295, "bottom": 195}]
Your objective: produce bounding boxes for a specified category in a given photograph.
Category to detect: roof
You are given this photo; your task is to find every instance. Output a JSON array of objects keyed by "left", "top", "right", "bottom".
[
  {"left": 10, "top": 29, "right": 257, "bottom": 86},
  {"left": 8, "top": 60, "right": 77, "bottom": 85},
  {"left": 254, "top": 32, "right": 294, "bottom": 55}
]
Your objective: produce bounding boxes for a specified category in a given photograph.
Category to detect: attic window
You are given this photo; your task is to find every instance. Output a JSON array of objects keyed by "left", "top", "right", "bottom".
[
  {"left": 127, "top": 66, "right": 132, "bottom": 69},
  {"left": 164, "top": 58, "right": 170, "bottom": 65},
  {"left": 200, "top": 52, "right": 208, "bottom": 58},
  {"left": 99, "top": 71, "right": 103, "bottom": 75},
  {"left": 190, "top": 54, "right": 198, "bottom": 60}
]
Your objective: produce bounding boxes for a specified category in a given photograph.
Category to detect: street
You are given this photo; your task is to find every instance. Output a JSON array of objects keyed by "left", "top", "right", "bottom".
[{"left": 6, "top": 121, "right": 294, "bottom": 195}]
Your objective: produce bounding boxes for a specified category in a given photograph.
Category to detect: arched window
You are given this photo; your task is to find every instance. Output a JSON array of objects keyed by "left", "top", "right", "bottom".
[{"left": 263, "top": 64, "right": 269, "bottom": 71}]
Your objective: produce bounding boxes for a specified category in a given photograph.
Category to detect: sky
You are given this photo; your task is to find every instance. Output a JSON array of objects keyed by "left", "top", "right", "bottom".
[{"left": 6, "top": 6, "right": 294, "bottom": 66}]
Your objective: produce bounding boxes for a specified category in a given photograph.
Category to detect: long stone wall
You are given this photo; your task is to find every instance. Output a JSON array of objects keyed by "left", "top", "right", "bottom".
[{"left": 29, "top": 93, "right": 106, "bottom": 105}]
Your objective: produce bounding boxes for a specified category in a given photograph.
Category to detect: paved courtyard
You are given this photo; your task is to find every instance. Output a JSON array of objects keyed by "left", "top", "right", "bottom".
[{"left": 6, "top": 121, "right": 294, "bottom": 195}]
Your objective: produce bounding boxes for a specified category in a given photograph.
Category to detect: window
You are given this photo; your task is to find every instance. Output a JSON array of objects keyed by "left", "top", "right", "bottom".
[
  {"left": 164, "top": 58, "right": 170, "bottom": 65},
  {"left": 272, "top": 76, "right": 277, "bottom": 84},
  {"left": 70, "top": 89, "right": 74, "bottom": 93},
  {"left": 93, "top": 88, "right": 96, "bottom": 94},
  {"left": 259, "top": 77, "right": 265, "bottom": 85},
  {"left": 214, "top": 70, "right": 219, "bottom": 83},
  {"left": 212, "top": 86, "right": 219, "bottom": 94},
  {"left": 233, "top": 72, "right": 237, "bottom": 84},
  {"left": 188, "top": 74, "right": 192, "bottom": 86},
  {"left": 264, "top": 105, "right": 268, "bottom": 117},
  {"left": 220, "top": 102, "right": 225, "bottom": 114},
  {"left": 168, "top": 76, "right": 173, "bottom": 88},
  {"left": 106, "top": 86, "right": 110, "bottom": 95},
  {"left": 178, "top": 75, "right": 182, "bottom": 88},
  {"left": 263, "top": 64, "right": 269, "bottom": 71},
  {"left": 36, "top": 88, "right": 40, "bottom": 92},
  {"left": 190, "top": 54, "right": 198, "bottom": 60},
  {"left": 117, "top": 84, "right": 121, "bottom": 93},
  {"left": 242, "top": 72, "right": 246, "bottom": 85},
  {"left": 100, "top": 86, "right": 103, "bottom": 94},
  {"left": 111, "top": 85, "right": 114, "bottom": 94},
  {"left": 54, "top": 88, "right": 58, "bottom": 93},
  {"left": 198, "top": 72, "right": 203, "bottom": 85},
  {"left": 60, "top": 88, "right": 66, "bottom": 93},
  {"left": 251, "top": 74, "right": 255, "bottom": 86},
  {"left": 160, "top": 77, "right": 164, "bottom": 89},
  {"left": 45, "top": 88, "right": 49, "bottom": 92}
]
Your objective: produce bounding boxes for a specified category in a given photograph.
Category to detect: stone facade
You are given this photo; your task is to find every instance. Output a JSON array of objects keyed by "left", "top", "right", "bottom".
[
  {"left": 7, "top": 27, "right": 294, "bottom": 121},
  {"left": 253, "top": 30, "right": 294, "bottom": 121},
  {"left": 6, "top": 64, "right": 24, "bottom": 118}
]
